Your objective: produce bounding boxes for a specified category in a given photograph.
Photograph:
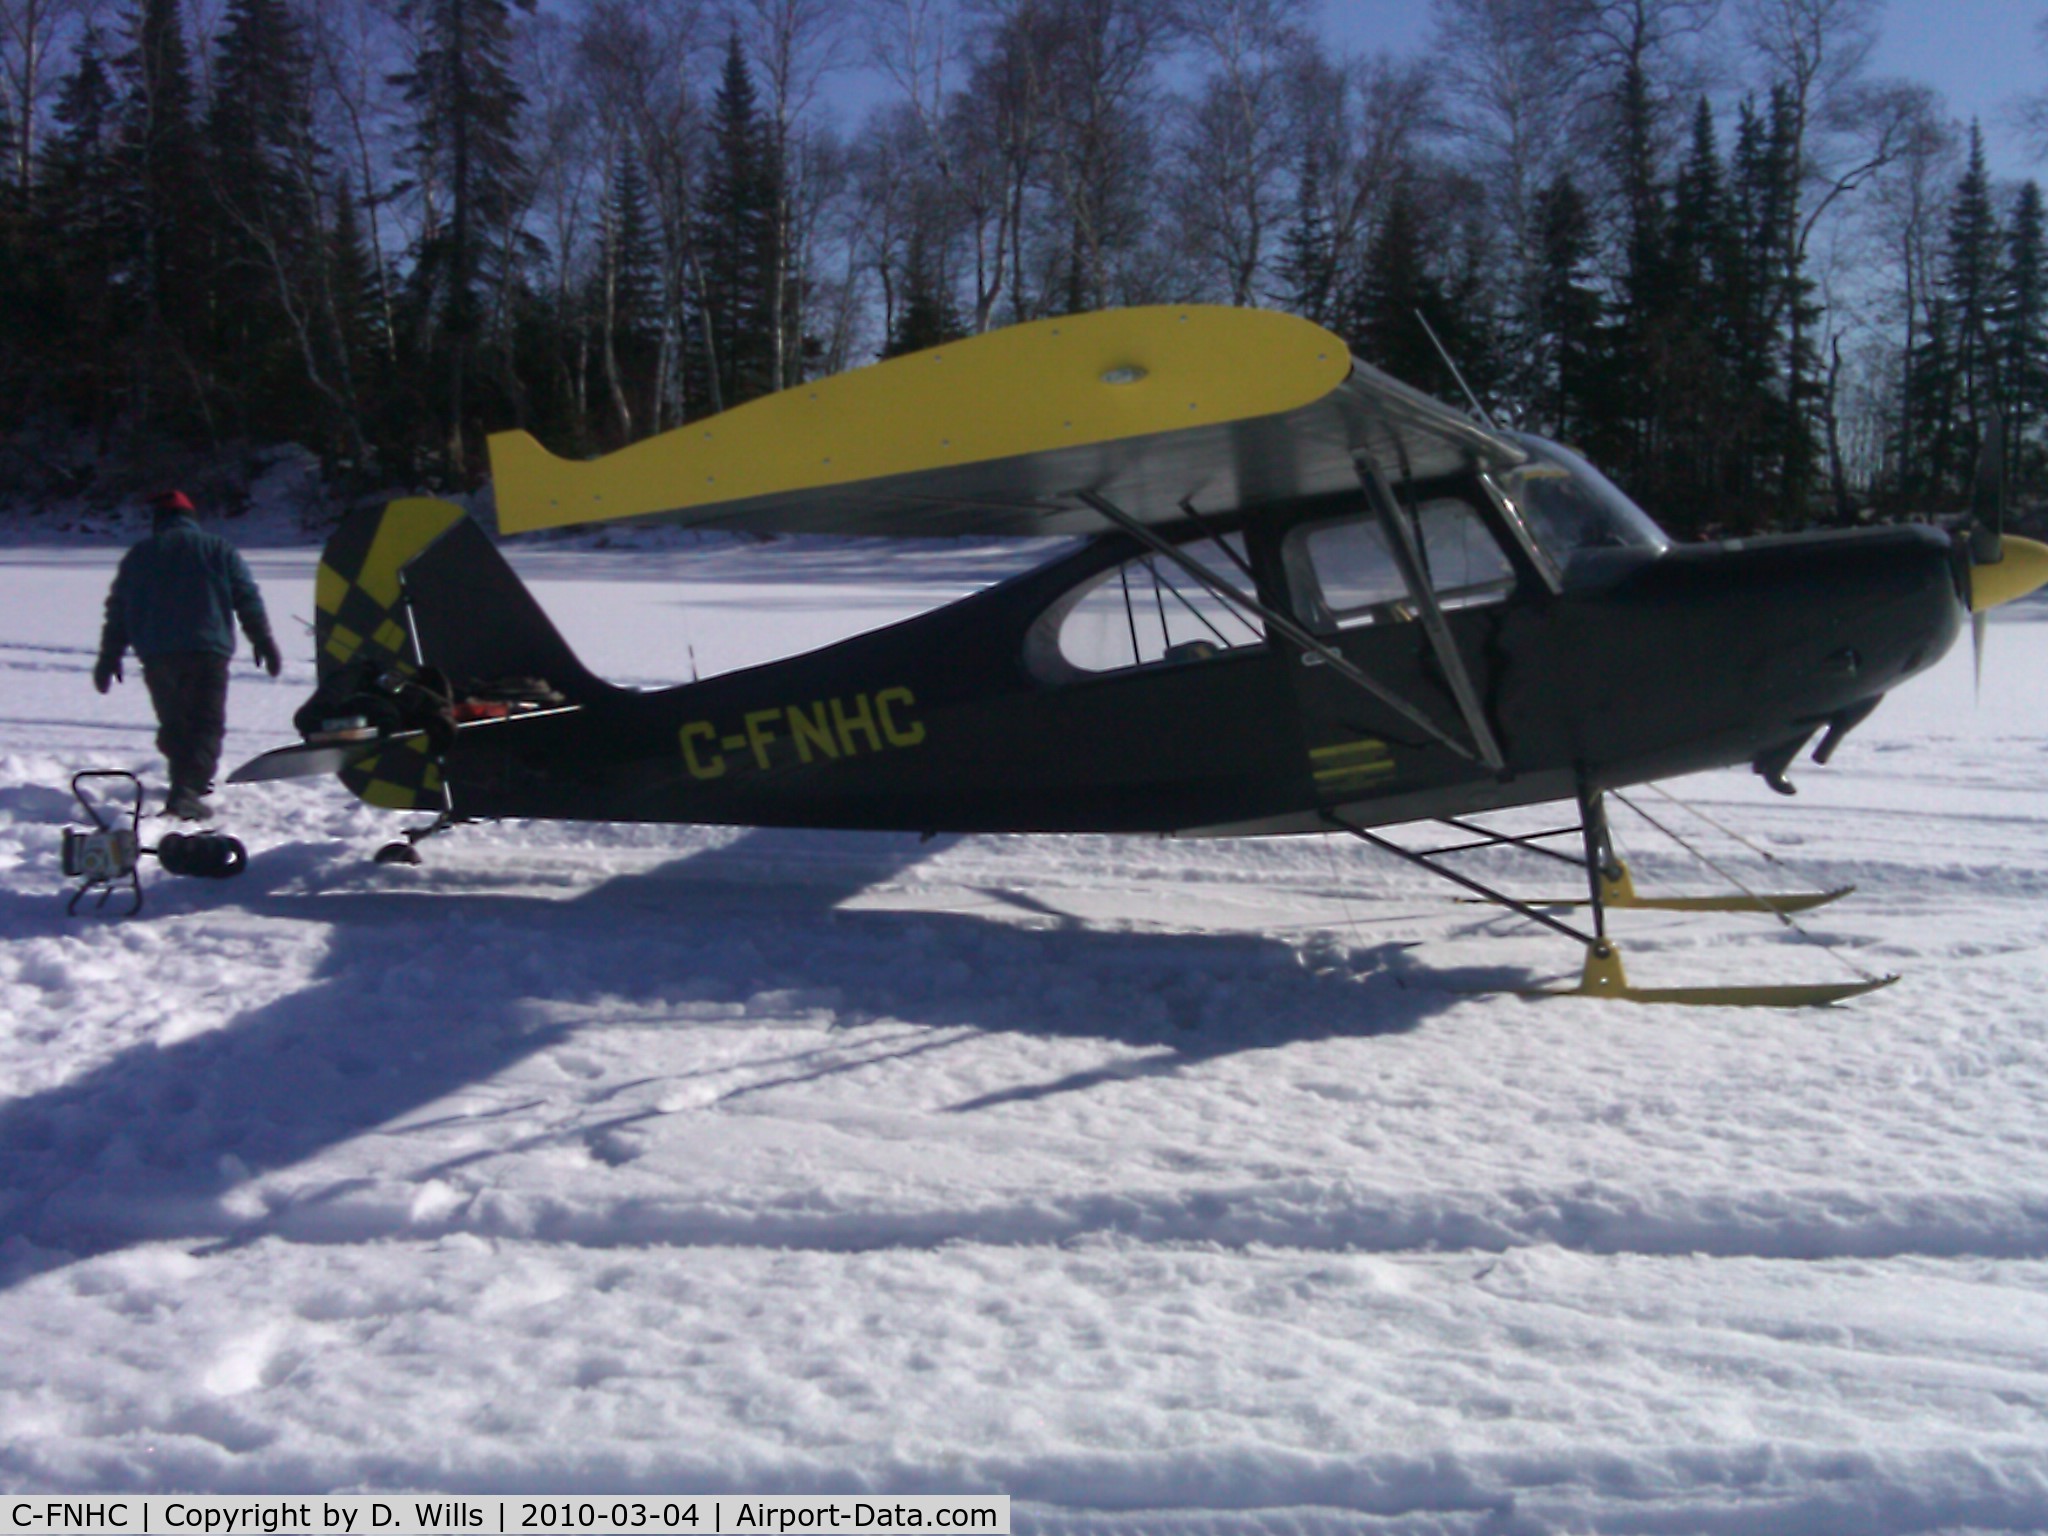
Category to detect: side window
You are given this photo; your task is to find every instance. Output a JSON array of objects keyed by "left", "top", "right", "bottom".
[
  {"left": 1286, "top": 498, "right": 1514, "bottom": 630},
  {"left": 1417, "top": 498, "right": 1516, "bottom": 608},
  {"left": 1039, "top": 535, "right": 1264, "bottom": 676},
  {"left": 1286, "top": 517, "right": 1406, "bottom": 629}
]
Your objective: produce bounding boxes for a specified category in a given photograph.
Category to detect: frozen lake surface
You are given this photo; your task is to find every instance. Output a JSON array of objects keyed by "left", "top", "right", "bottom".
[{"left": 3, "top": 531, "right": 2047, "bottom": 1533}]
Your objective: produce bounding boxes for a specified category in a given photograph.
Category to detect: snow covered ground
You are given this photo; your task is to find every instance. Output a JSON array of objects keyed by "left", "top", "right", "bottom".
[{"left": 4, "top": 530, "right": 2048, "bottom": 1533}]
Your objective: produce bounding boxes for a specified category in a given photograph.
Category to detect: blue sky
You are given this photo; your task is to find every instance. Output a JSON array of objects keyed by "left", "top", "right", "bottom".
[
  {"left": 818, "top": 1, "right": 2044, "bottom": 182},
  {"left": 1319, "top": 0, "right": 2045, "bottom": 179}
]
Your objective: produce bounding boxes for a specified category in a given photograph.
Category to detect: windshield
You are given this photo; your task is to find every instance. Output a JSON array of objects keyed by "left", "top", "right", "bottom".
[{"left": 1501, "top": 434, "right": 1670, "bottom": 563}]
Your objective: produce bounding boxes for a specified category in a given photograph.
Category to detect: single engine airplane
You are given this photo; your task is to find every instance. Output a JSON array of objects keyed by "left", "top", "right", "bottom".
[{"left": 232, "top": 305, "right": 2048, "bottom": 1005}]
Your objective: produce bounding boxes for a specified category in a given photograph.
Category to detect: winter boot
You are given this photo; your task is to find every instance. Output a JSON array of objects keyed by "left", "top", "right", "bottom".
[{"left": 165, "top": 786, "right": 215, "bottom": 822}]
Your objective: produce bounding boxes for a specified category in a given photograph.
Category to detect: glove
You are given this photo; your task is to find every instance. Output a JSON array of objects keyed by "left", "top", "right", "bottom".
[
  {"left": 93, "top": 653, "right": 122, "bottom": 693},
  {"left": 251, "top": 631, "right": 283, "bottom": 677}
]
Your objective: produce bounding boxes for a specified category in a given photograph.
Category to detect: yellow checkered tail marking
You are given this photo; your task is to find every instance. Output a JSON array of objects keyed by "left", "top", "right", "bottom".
[
  {"left": 340, "top": 735, "right": 445, "bottom": 811},
  {"left": 314, "top": 497, "right": 466, "bottom": 815},
  {"left": 314, "top": 497, "right": 467, "bottom": 677}
]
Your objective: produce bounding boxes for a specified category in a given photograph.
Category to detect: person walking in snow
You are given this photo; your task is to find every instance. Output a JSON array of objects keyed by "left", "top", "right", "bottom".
[{"left": 93, "top": 490, "right": 283, "bottom": 821}]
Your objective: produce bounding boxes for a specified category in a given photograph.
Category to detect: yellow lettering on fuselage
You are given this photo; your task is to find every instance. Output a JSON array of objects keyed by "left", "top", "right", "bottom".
[
  {"left": 742, "top": 708, "right": 780, "bottom": 770},
  {"left": 788, "top": 702, "right": 840, "bottom": 762},
  {"left": 831, "top": 694, "right": 882, "bottom": 755},
  {"left": 876, "top": 687, "right": 925, "bottom": 747},
  {"left": 680, "top": 720, "right": 726, "bottom": 779},
  {"left": 678, "top": 688, "right": 926, "bottom": 781}
]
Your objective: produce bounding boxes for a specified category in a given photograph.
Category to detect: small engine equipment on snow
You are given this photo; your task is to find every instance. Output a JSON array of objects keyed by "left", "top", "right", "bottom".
[{"left": 61, "top": 771, "right": 247, "bottom": 916}]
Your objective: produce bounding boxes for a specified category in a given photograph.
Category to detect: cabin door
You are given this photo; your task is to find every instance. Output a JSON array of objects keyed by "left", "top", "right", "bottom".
[{"left": 1277, "top": 491, "right": 1516, "bottom": 808}]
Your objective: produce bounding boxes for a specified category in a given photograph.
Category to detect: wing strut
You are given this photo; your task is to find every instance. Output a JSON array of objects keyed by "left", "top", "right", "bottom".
[
  {"left": 1073, "top": 489, "right": 1484, "bottom": 765},
  {"left": 1358, "top": 455, "right": 1507, "bottom": 773}
]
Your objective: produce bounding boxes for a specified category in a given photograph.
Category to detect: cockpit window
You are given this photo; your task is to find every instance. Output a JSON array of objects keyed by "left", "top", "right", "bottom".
[
  {"left": 1501, "top": 434, "right": 1670, "bottom": 562},
  {"left": 1039, "top": 534, "right": 1263, "bottom": 676},
  {"left": 1285, "top": 497, "right": 1515, "bottom": 631}
]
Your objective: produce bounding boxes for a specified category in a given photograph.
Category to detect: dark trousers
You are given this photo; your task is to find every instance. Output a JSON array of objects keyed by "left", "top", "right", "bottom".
[{"left": 141, "top": 652, "right": 230, "bottom": 795}]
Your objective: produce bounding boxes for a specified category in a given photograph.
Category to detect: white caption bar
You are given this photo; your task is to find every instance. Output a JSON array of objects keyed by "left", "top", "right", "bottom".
[{"left": 4, "top": 1499, "right": 1009, "bottom": 1536}]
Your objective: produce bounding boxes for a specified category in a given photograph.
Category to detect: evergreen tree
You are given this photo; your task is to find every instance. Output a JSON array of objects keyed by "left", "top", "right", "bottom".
[
  {"left": 1344, "top": 178, "right": 1460, "bottom": 399},
  {"left": 1765, "top": 85, "right": 1821, "bottom": 518},
  {"left": 208, "top": 0, "right": 315, "bottom": 206},
  {"left": 324, "top": 171, "right": 380, "bottom": 461},
  {"left": 882, "top": 225, "right": 964, "bottom": 359},
  {"left": 1609, "top": 55, "right": 1669, "bottom": 474},
  {"left": 1723, "top": 92, "right": 1804, "bottom": 516},
  {"left": 37, "top": 28, "right": 129, "bottom": 431},
  {"left": 1656, "top": 97, "right": 1737, "bottom": 527},
  {"left": 1931, "top": 124, "right": 2001, "bottom": 496},
  {"left": 691, "top": 33, "right": 779, "bottom": 415},
  {"left": 596, "top": 144, "right": 660, "bottom": 443},
  {"left": 205, "top": 0, "right": 320, "bottom": 438},
  {"left": 1525, "top": 175, "right": 1605, "bottom": 446},
  {"left": 114, "top": 0, "right": 209, "bottom": 431},
  {"left": 2001, "top": 180, "right": 2048, "bottom": 490},
  {"left": 0, "top": 86, "right": 26, "bottom": 416},
  {"left": 1275, "top": 148, "right": 1337, "bottom": 327},
  {"left": 0, "top": 84, "right": 17, "bottom": 229},
  {"left": 328, "top": 173, "right": 379, "bottom": 363},
  {"left": 1668, "top": 101, "right": 1727, "bottom": 323},
  {"left": 392, "top": 0, "right": 537, "bottom": 476},
  {"left": 1901, "top": 291, "right": 1955, "bottom": 505}
]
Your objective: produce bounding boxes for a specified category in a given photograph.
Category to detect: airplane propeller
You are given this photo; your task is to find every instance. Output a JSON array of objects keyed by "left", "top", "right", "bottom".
[
  {"left": 1970, "top": 410, "right": 2003, "bottom": 690},
  {"left": 1960, "top": 409, "right": 2048, "bottom": 689}
]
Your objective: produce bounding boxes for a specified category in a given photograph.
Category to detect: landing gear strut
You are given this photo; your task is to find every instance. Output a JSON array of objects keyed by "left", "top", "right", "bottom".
[{"left": 1327, "top": 784, "right": 1895, "bottom": 1007}]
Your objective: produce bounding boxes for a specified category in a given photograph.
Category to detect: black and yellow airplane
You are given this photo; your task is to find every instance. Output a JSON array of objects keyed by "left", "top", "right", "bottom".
[{"left": 232, "top": 306, "right": 2048, "bottom": 1005}]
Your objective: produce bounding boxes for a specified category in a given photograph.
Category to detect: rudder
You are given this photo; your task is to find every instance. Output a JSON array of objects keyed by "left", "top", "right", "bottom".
[{"left": 306, "top": 498, "right": 604, "bottom": 811}]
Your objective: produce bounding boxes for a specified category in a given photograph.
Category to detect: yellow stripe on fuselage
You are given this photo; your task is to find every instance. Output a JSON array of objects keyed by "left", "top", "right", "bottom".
[{"left": 1311, "top": 738, "right": 1395, "bottom": 790}]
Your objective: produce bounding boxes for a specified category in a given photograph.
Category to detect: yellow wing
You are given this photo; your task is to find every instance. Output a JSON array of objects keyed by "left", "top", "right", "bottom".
[{"left": 487, "top": 305, "right": 1518, "bottom": 538}]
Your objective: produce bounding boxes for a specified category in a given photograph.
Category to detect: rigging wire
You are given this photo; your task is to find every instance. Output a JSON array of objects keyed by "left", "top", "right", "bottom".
[
  {"left": 1644, "top": 780, "right": 1830, "bottom": 884},
  {"left": 1147, "top": 557, "right": 1246, "bottom": 648},
  {"left": 1144, "top": 556, "right": 1172, "bottom": 650},
  {"left": 1612, "top": 789, "right": 1886, "bottom": 986},
  {"left": 1117, "top": 559, "right": 1140, "bottom": 666}
]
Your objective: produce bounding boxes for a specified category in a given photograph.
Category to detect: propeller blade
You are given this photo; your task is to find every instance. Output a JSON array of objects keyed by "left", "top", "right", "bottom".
[
  {"left": 1970, "top": 409, "right": 2006, "bottom": 566},
  {"left": 1969, "top": 534, "right": 2048, "bottom": 613}
]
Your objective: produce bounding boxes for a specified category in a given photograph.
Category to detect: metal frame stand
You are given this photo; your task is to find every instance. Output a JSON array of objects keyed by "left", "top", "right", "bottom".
[{"left": 63, "top": 771, "right": 146, "bottom": 917}]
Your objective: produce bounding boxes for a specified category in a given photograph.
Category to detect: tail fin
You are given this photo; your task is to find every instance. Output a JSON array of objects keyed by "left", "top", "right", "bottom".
[
  {"left": 309, "top": 498, "right": 604, "bottom": 811},
  {"left": 314, "top": 497, "right": 600, "bottom": 693}
]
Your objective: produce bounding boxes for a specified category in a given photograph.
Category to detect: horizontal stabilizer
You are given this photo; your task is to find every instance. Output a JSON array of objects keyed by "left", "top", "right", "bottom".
[
  {"left": 229, "top": 706, "right": 583, "bottom": 788},
  {"left": 230, "top": 734, "right": 403, "bottom": 784}
]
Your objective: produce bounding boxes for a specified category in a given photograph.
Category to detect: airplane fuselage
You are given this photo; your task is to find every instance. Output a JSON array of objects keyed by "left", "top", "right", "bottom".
[{"left": 425, "top": 491, "right": 1965, "bottom": 840}]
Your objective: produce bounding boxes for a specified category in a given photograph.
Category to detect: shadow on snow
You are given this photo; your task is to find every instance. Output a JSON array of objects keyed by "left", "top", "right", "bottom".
[{"left": 0, "top": 827, "right": 1462, "bottom": 1287}]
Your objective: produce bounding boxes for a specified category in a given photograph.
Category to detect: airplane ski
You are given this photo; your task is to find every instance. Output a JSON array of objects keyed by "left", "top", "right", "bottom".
[
  {"left": 1496, "top": 863, "right": 1857, "bottom": 915},
  {"left": 1524, "top": 942, "right": 1898, "bottom": 1008}
]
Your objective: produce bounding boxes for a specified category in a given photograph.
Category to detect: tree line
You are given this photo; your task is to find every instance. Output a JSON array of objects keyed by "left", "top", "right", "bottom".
[{"left": 0, "top": 0, "right": 2042, "bottom": 534}]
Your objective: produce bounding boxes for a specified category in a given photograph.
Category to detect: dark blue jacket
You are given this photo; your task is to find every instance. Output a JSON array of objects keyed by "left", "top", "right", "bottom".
[{"left": 100, "top": 516, "right": 272, "bottom": 661}]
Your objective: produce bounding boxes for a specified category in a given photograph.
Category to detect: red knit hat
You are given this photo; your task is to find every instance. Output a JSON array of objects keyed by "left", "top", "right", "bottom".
[{"left": 151, "top": 490, "right": 195, "bottom": 514}]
